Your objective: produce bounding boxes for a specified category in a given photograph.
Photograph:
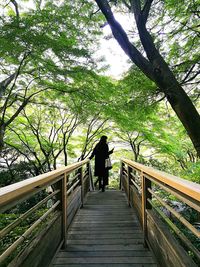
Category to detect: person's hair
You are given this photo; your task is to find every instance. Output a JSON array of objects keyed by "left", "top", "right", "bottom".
[{"left": 100, "top": 135, "right": 107, "bottom": 143}]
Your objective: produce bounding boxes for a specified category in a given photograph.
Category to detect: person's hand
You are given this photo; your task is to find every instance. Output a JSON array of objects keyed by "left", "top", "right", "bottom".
[{"left": 111, "top": 148, "right": 114, "bottom": 153}]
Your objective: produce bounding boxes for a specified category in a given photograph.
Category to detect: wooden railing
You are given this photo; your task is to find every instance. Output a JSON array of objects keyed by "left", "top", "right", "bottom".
[
  {"left": 1, "top": 158, "right": 199, "bottom": 267},
  {"left": 120, "top": 159, "right": 200, "bottom": 267},
  {"left": 0, "top": 159, "right": 92, "bottom": 267}
]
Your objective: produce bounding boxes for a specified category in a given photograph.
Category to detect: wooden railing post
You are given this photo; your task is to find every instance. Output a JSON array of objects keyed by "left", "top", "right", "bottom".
[
  {"left": 119, "top": 162, "right": 124, "bottom": 190},
  {"left": 87, "top": 162, "right": 94, "bottom": 191},
  {"left": 142, "top": 172, "right": 147, "bottom": 247},
  {"left": 79, "top": 167, "right": 84, "bottom": 207},
  {"left": 127, "top": 166, "right": 131, "bottom": 206},
  {"left": 61, "top": 172, "right": 67, "bottom": 249},
  {"left": 142, "top": 172, "right": 151, "bottom": 247}
]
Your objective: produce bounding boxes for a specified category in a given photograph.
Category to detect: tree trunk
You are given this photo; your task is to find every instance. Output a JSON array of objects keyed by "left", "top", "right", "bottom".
[
  {"left": 64, "top": 149, "right": 67, "bottom": 166},
  {"left": 95, "top": 0, "right": 200, "bottom": 156},
  {"left": 135, "top": 11, "right": 200, "bottom": 156},
  {"left": 159, "top": 73, "right": 200, "bottom": 157},
  {"left": 0, "top": 124, "right": 5, "bottom": 152}
]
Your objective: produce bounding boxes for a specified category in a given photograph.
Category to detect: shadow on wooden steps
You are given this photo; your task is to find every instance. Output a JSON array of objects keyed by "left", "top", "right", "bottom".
[{"left": 50, "top": 190, "right": 158, "bottom": 267}]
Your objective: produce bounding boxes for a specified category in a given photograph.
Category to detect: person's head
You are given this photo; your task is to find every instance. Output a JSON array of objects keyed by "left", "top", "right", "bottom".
[{"left": 100, "top": 135, "right": 107, "bottom": 143}]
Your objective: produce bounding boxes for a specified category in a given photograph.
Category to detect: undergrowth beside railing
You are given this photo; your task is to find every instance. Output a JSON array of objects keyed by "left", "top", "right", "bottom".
[{"left": 0, "top": 208, "right": 54, "bottom": 267}]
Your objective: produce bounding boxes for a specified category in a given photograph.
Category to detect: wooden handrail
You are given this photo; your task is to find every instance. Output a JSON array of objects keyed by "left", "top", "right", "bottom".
[
  {"left": 0, "top": 159, "right": 91, "bottom": 266},
  {"left": 0, "top": 201, "right": 60, "bottom": 263},
  {"left": 0, "top": 189, "right": 60, "bottom": 239},
  {"left": 0, "top": 159, "right": 89, "bottom": 209},
  {"left": 122, "top": 158, "right": 200, "bottom": 202},
  {"left": 121, "top": 159, "right": 200, "bottom": 266}
]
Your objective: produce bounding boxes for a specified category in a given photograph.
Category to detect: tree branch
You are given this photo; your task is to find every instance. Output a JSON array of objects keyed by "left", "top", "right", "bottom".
[
  {"left": 130, "top": 0, "right": 141, "bottom": 20},
  {"left": 94, "top": 0, "right": 154, "bottom": 81},
  {"left": 142, "top": 0, "right": 153, "bottom": 25},
  {"left": 5, "top": 132, "right": 43, "bottom": 174},
  {"left": 23, "top": 111, "right": 52, "bottom": 171},
  {"left": 0, "top": 73, "right": 16, "bottom": 98},
  {"left": 10, "top": 0, "right": 19, "bottom": 18},
  {"left": 181, "top": 65, "right": 200, "bottom": 85},
  {"left": 4, "top": 87, "right": 49, "bottom": 127},
  {"left": 122, "top": 0, "right": 131, "bottom": 10},
  {"left": 1, "top": 52, "right": 31, "bottom": 122}
]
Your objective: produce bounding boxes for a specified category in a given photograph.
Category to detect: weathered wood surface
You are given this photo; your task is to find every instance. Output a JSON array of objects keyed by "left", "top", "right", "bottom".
[
  {"left": 51, "top": 190, "right": 158, "bottom": 267},
  {"left": 147, "top": 210, "right": 197, "bottom": 267},
  {"left": 122, "top": 159, "right": 200, "bottom": 201}
]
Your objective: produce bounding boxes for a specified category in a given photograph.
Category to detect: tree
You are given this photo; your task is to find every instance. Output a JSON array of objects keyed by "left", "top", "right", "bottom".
[
  {"left": 115, "top": 129, "right": 146, "bottom": 161},
  {"left": 0, "top": 54, "right": 48, "bottom": 151},
  {"left": 94, "top": 0, "right": 200, "bottom": 156},
  {"left": 78, "top": 114, "right": 109, "bottom": 160},
  {"left": 0, "top": 0, "right": 102, "bottom": 151},
  {"left": 5, "top": 104, "right": 81, "bottom": 174}
]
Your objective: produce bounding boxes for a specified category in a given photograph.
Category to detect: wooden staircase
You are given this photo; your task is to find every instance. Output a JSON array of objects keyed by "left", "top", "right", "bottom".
[
  {"left": 1, "top": 159, "right": 199, "bottom": 267},
  {"left": 51, "top": 190, "right": 158, "bottom": 267}
]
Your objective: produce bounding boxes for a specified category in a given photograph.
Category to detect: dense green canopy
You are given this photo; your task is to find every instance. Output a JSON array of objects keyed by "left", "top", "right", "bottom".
[{"left": 0, "top": 0, "right": 199, "bottom": 186}]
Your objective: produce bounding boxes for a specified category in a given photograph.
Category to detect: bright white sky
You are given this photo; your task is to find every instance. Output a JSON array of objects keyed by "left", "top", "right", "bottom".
[{"left": 95, "top": 13, "right": 132, "bottom": 79}]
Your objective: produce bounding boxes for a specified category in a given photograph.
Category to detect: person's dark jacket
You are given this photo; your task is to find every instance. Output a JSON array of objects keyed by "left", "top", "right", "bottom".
[{"left": 89, "top": 141, "right": 113, "bottom": 178}]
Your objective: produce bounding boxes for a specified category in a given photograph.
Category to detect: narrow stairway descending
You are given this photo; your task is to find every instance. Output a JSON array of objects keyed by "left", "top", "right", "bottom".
[{"left": 51, "top": 190, "right": 158, "bottom": 267}]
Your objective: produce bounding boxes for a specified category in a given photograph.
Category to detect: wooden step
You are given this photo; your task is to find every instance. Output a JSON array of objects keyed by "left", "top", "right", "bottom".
[{"left": 51, "top": 190, "right": 158, "bottom": 267}]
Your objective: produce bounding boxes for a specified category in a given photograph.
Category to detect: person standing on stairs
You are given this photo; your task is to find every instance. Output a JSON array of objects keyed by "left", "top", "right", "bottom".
[{"left": 89, "top": 135, "right": 114, "bottom": 192}]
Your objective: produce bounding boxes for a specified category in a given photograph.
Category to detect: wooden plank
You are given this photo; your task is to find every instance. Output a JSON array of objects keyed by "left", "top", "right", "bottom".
[
  {"left": 53, "top": 264, "right": 157, "bottom": 267},
  {"left": 51, "top": 190, "right": 158, "bottom": 267},
  {"left": 70, "top": 219, "right": 141, "bottom": 224},
  {"left": 61, "top": 174, "right": 67, "bottom": 247},
  {"left": 57, "top": 251, "right": 152, "bottom": 257},
  {"left": 68, "top": 228, "right": 141, "bottom": 234},
  {"left": 68, "top": 224, "right": 140, "bottom": 230},
  {"left": 75, "top": 216, "right": 137, "bottom": 220},
  {"left": 67, "top": 192, "right": 81, "bottom": 227},
  {"left": 130, "top": 185, "right": 142, "bottom": 225},
  {"left": 66, "top": 239, "right": 144, "bottom": 245},
  {"left": 67, "top": 233, "right": 143, "bottom": 239},
  {"left": 122, "top": 159, "right": 200, "bottom": 201},
  {"left": 60, "top": 244, "right": 148, "bottom": 251},
  {"left": 147, "top": 210, "right": 197, "bottom": 267},
  {"left": 0, "top": 159, "right": 89, "bottom": 208},
  {"left": 68, "top": 229, "right": 143, "bottom": 234},
  {"left": 54, "top": 256, "right": 156, "bottom": 264}
]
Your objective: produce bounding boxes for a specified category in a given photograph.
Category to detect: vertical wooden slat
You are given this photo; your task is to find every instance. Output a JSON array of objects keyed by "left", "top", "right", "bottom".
[
  {"left": 127, "top": 166, "right": 131, "bottom": 206},
  {"left": 87, "top": 163, "right": 94, "bottom": 191},
  {"left": 142, "top": 173, "right": 152, "bottom": 247},
  {"left": 61, "top": 173, "right": 67, "bottom": 249},
  {"left": 79, "top": 167, "right": 84, "bottom": 207},
  {"left": 142, "top": 172, "right": 147, "bottom": 247},
  {"left": 119, "top": 162, "right": 123, "bottom": 190}
]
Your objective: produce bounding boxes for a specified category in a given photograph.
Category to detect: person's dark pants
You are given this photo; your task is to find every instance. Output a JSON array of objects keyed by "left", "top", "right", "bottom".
[{"left": 99, "top": 176, "right": 105, "bottom": 192}]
